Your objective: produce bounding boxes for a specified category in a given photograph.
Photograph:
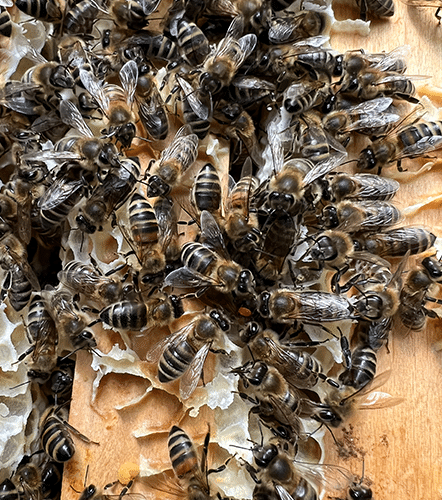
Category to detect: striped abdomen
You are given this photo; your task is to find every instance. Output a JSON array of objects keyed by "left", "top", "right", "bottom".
[
  {"left": 339, "top": 344, "right": 377, "bottom": 390},
  {"left": 41, "top": 412, "right": 75, "bottom": 462},
  {"left": 192, "top": 163, "right": 222, "bottom": 213},
  {"left": 100, "top": 301, "right": 148, "bottom": 330},
  {"left": 168, "top": 426, "right": 199, "bottom": 479},
  {"left": 158, "top": 337, "right": 197, "bottom": 383},
  {"left": 128, "top": 193, "right": 159, "bottom": 246},
  {"left": 181, "top": 242, "right": 217, "bottom": 275}
]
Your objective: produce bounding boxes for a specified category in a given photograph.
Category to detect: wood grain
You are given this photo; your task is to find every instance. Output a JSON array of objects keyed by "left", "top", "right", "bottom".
[{"left": 62, "top": 3, "right": 442, "bottom": 500}]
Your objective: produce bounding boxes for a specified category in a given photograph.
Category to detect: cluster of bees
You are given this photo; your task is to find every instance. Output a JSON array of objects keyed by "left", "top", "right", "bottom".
[{"left": 1, "top": 0, "right": 442, "bottom": 498}]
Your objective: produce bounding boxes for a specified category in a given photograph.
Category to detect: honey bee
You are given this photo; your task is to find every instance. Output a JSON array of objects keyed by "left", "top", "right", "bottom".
[
  {"left": 40, "top": 406, "right": 75, "bottom": 463},
  {"left": 233, "top": 360, "right": 305, "bottom": 438},
  {"left": 357, "top": 118, "right": 442, "bottom": 173},
  {"left": 14, "top": 0, "right": 62, "bottom": 23},
  {"left": 146, "top": 310, "right": 230, "bottom": 399},
  {"left": 352, "top": 256, "right": 407, "bottom": 321},
  {"left": 223, "top": 157, "right": 260, "bottom": 254},
  {"left": 214, "top": 101, "right": 258, "bottom": 165},
  {"left": 153, "top": 196, "right": 182, "bottom": 264},
  {"left": 174, "top": 17, "right": 210, "bottom": 66},
  {"left": 324, "top": 172, "right": 400, "bottom": 203},
  {"left": 338, "top": 342, "right": 378, "bottom": 391},
  {"left": 283, "top": 80, "right": 327, "bottom": 115},
  {"left": 42, "top": 357, "right": 76, "bottom": 405},
  {"left": 34, "top": 163, "right": 87, "bottom": 248},
  {"left": 398, "top": 256, "right": 442, "bottom": 331},
  {"left": 198, "top": 16, "right": 257, "bottom": 95},
  {"left": 80, "top": 61, "right": 138, "bottom": 149},
  {"left": 321, "top": 200, "right": 402, "bottom": 233},
  {"left": 356, "top": 226, "right": 436, "bottom": 258},
  {"left": 164, "top": 211, "right": 253, "bottom": 297},
  {"left": 300, "top": 229, "right": 392, "bottom": 294},
  {"left": 275, "top": 43, "right": 343, "bottom": 82},
  {"left": 109, "top": 0, "right": 161, "bottom": 30},
  {"left": 305, "top": 370, "right": 402, "bottom": 428},
  {"left": 267, "top": 11, "right": 328, "bottom": 44},
  {"left": 135, "top": 71, "right": 169, "bottom": 141},
  {"left": 175, "top": 75, "right": 212, "bottom": 140},
  {"left": 355, "top": 0, "right": 395, "bottom": 21},
  {"left": 57, "top": 100, "right": 120, "bottom": 172},
  {"left": 259, "top": 288, "right": 355, "bottom": 324},
  {"left": 23, "top": 294, "right": 58, "bottom": 384},
  {"left": 76, "top": 156, "right": 141, "bottom": 233},
  {"left": 13, "top": 459, "right": 41, "bottom": 500},
  {"left": 45, "top": 287, "right": 96, "bottom": 351},
  {"left": 99, "top": 293, "right": 184, "bottom": 332},
  {"left": 57, "top": 260, "right": 123, "bottom": 308},
  {"left": 242, "top": 325, "right": 340, "bottom": 389},
  {"left": 146, "top": 124, "right": 199, "bottom": 198},
  {"left": 63, "top": 0, "right": 102, "bottom": 35},
  {"left": 122, "top": 191, "right": 167, "bottom": 275},
  {"left": 168, "top": 426, "right": 212, "bottom": 499},
  {"left": 246, "top": 440, "right": 355, "bottom": 500},
  {"left": 255, "top": 211, "right": 298, "bottom": 281},
  {"left": 322, "top": 97, "right": 400, "bottom": 146},
  {"left": 21, "top": 62, "right": 75, "bottom": 95},
  {"left": 257, "top": 129, "right": 347, "bottom": 215},
  {"left": 191, "top": 163, "right": 222, "bottom": 217},
  {"left": 0, "top": 225, "right": 40, "bottom": 311}
]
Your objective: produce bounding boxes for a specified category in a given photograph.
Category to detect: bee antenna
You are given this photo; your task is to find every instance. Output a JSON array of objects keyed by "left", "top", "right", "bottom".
[{"left": 9, "top": 380, "right": 32, "bottom": 391}]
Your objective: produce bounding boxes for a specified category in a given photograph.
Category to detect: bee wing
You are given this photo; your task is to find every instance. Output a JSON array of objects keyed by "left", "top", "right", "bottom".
[
  {"left": 59, "top": 99, "right": 94, "bottom": 138},
  {"left": 205, "top": 0, "right": 238, "bottom": 17},
  {"left": 356, "top": 391, "right": 405, "bottom": 410},
  {"left": 0, "top": 95, "right": 42, "bottom": 115},
  {"left": 394, "top": 134, "right": 442, "bottom": 159},
  {"left": 200, "top": 210, "right": 229, "bottom": 259},
  {"left": 268, "top": 124, "right": 284, "bottom": 176},
  {"left": 38, "top": 180, "right": 84, "bottom": 211},
  {"left": 80, "top": 68, "right": 109, "bottom": 111},
  {"left": 266, "top": 394, "right": 304, "bottom": 437},
  {"left": 160, "top": 126, "right": 198, "bottom": 171},
  {"left": 374, "top": 74, "right": 430, "bottom": 85},
  {"left": 343, "top": 112, "right": 400, "bottom": 133},
  {"left": 177, "top": 75, "right": 212, "bottom": 121},
  {"left": 145, "top": 324, "right": 193, "bottom": 363},
  {"left": 268, "top": 18, "right": 297, "bottom": 44},
  {"left": 0, "top": 81, "right": 41, "bottom": 97},
  {"left": 20, "top": 150, "right": 82, "bottom": 163},
  {"left": 351, "top": 251, "right": 391, "bottom": 269},
  {"left": 163, "top": 266, "right": 221, "bottom": 289},
  {"left": 303, "top": 145, "right": 347, "bottom": 186},
  {"left": 371, "top": 45, "right": 410, "bottom": 72},
  {"left": 155, "top": 198, "right": 178, "bottom": 251},
  {"left": 137, "top": 0, "right": 161, "bottom": 15},
  {"left": 293, "top": 461, "right": 355, "bottom": 493},
  {"left": 231, "top": 75, "right": 275, "bottom": 91},
  {"left": 12, "top": 260, "right": 40, "bottom": 292},
  {"left": 120, "top": 60, "right": 138, "bottom": 107},
  {"left": 180, "top": 342, "right": 211, "bottom": 399},
  {"left": 274, "top": 484, "right": 296, "bottom": 500},
  {"left": 349, "top": 96, "right": 394, "bottom": 114},
  {"left": 265, "top": 337, "right": 312, "bottom": 373}
]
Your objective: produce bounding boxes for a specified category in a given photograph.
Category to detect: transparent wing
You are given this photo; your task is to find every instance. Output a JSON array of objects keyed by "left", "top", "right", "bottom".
[
  {"left": 145, "top": 325, "right": 193, "bottom": 363},
  {"left": 38, "top": 180, "right": 84, "bottom": 211},
  {"left": 231, "top": 76, "right": 275, "bottom": 91},
  {"left": 357, "top": 391, "right": 405, "bottom": 410},
  {"left": 177, "top": 75, "right": 212, "bottom": 121},
  {"left": 80, "top": 68, "right": 109, "bottom": 111},
  {"left": 180, "top": 342, "right": 211, "bottom": 399},
  {"left": 303, "top": 146, "right": 347, "bottom": 186},
  {"left": 163, "top": 266, "right": 221, "bottom": 289},
  {"left": 395, "top": 134, "right": 442, "bottom": 159},
  {"left": 275, "top": 484, "right": 295, "bottom": 500},
  {"left": 200, "top": 211, "right": 229, "bottom": 259},
  {"left": 160, "top": 126, "right": 199, "bottom": 171},
  {"left": 120, "top": 60, "right": 138, "bottom": 107},
  {"left": 59, "top": 99, "right": 94, "bottom": 138},
  {"left": 293, "top": 461, "right": 355, "bottom": 492}
]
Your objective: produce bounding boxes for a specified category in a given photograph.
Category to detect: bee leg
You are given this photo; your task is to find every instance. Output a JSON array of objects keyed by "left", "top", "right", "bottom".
[
  {"left": 207, "top": 454, "right": 234, "bottom": 476},
  {"left": 436, "top": 7, "right": 441, "bottom": 23},
  {"left": 1, "top": 271, "right": 11, "bottom": 302},
  {"left": 359, "top": 0, "right": 368, "bottom": 21},
  {"left": 57, "top": 415, "right": 100, "bottom": 445},
  {"left": 339, "top": 328, "right": 352, "bottom": 369}
]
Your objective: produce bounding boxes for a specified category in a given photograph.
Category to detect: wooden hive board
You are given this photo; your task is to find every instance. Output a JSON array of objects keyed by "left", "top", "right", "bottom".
[{"left": 62, "top": 3, "right": 442, "bottom": 500}]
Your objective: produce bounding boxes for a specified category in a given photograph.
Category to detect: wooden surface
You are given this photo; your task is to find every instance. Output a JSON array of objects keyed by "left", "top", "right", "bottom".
[{"left": 62, "top": 3, "right": 442, "bottom": 500}]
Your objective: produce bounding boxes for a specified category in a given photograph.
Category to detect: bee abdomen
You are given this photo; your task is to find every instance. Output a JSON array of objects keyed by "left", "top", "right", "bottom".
[
  {"left": 181, "top": 242, "right": 215, "bottom": 274},
  {"left": 129, "top": 193, "right": 159, "bottom": 244},
  {"left": 100, "top": 302, "right": 148, "bottom": 330},
  {"left": 193, "top": 163, "right": 221, "bottom": 212},
  {"left": 159, "top": 340, "right": 195, "bottom": 382},
  {"left": 41, "top": 416, "right": 75, "bottom": 462},
  {"left": 339, "top": 345, "right": 377, "bottom": 390},
  {"left": 168, "top": 426, "right": 198, "bottom": 478},
  {"left": 363, "top": 0, "right": 394, "bottom": 17}
]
